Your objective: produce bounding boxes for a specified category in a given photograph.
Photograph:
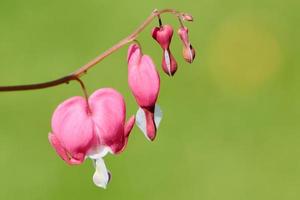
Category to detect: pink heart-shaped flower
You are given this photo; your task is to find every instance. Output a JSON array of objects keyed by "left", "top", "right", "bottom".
[{"left": 127, "top": 44, "right": 162, "bottom": 141}]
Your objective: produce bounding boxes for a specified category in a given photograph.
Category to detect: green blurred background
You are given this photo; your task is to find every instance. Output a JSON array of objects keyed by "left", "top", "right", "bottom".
[{"left": 0, "top": 0, "right": 299, "bottom": 199}]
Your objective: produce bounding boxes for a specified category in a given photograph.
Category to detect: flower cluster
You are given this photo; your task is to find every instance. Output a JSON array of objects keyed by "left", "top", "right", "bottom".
[{"left": 48, "top": 15, "right": 195, "bottom": 189}]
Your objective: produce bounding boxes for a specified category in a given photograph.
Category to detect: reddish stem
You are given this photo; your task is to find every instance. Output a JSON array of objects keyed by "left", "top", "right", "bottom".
[{"left": 74, "top": 78, "right": 91, "bottom": 114}]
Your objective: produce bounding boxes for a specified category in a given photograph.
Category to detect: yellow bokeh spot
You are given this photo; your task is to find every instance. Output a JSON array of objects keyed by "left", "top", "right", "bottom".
[{"left": 207, "top": 16, "right": 281, "bottom": 95}]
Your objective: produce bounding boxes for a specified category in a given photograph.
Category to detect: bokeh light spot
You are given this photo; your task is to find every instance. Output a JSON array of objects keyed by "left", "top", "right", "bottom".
[{"left": 207, "top": 16, "right": 281, "bottom": 95}]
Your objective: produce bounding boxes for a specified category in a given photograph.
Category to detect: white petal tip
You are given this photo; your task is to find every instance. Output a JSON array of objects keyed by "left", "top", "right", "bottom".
[
  {"left": 92, "top": 158, "right": 110, "bottom": 189},
  {"left": 136, "top": 107, "right": 150, "bottom": 140},
  {"left": 154, "top": 104, "right": 163, "bottom": 128}
]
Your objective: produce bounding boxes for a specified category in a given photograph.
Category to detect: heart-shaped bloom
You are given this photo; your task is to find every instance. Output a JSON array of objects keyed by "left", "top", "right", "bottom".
[
  {"left": 178, "top": 26, "right": 195, "bottom": 63},
  {"left": 49, "top": 88, "right": 135, "bottom": 188},
  {"left": 152, "top": 24, "right": 178, "bottom": 76},
  {"left": 127, "top": 44, "right": 162, "bottom": 141}
]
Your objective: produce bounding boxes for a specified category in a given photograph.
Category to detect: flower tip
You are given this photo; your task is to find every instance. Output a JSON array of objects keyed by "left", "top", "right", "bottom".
[
  {"left": 183, "top": 45, "right": 196, "bottom": 64},
  {"left": 165, "top": 70, "right": 176, "bottom": 77},
  {"left": 164, "top": 67, "right": 177, "bottom": 77},
  {"left": 136, "top": 105, "right": 162, "bottom": 141},
  {"left": 177, "top": 27, "right": 196, "bottom": 63},
  {"left": 148, "top": 133, "right": 156, "bottom": 141},
  {"left": 127, "top": 43, "right": 141, "bottom": 64},
  {"left": 92, "top": 158, "right": 110, "bottom": 189},
  {"left": 162, "top": 49, "right": 178, "bottom": 77}
]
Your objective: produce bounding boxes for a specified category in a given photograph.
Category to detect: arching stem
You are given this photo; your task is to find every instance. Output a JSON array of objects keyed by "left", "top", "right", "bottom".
[
  {"left": 0, "top": 9, "right": 192, "bottom": 92},
  {"left": 74, "top": 78, "right": 91, "bottom": 114},
  {"left": 158, "top": 15, "right": 162, "bottom": 27}
]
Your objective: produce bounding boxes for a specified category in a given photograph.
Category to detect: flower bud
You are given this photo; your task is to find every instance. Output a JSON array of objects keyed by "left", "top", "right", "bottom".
[
  {"left": 181, "top": 13, "right": 194, "bottom": 22},
  {"left": 178, "top": 27, "right": 196, "bottom": 63},
  {"left": 152, "top": 25, "right": 173, "bottom": 49},
  {"left": 152, "top": 24, "right": 178, "bottom": 76}
]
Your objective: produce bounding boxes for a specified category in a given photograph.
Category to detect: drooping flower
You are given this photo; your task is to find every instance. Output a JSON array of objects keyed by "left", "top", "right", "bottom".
[
  {"left": 49, "top": 88, "right": 135, "bottom": 188},
  {"left": 127, "top": 43, "right": 162, "bottom": 141},
  {"left": 152, "top": 24, "right": 178, "bottom": 76},
  {"left": 178, "top": 26, "right": 196, "bottom": 63}
]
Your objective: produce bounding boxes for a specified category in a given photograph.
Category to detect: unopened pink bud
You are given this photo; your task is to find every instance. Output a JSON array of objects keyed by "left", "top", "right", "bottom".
[
  {"left": 181, "top": 13, "right": 194, "bottom": 22},
  {"left": 178, "top": 27, "right": 195, "bottom": 63},
  {"left": 152, "top": 25, "right": 178, "bottom": 76}
]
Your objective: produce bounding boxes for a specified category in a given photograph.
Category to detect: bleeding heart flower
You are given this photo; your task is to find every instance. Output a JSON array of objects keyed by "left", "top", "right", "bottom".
[
  {"left": 127, "top": 43, "right": 162, "bottom": 141},
  {"left": 49, "top": 88, "right": 135, "bottom": 188},
  {"left": 152, "top": 24, "right": 178, "bottom": 76},
  {"left": 178, "top": 26, "right": 195, "bottom": 63}
]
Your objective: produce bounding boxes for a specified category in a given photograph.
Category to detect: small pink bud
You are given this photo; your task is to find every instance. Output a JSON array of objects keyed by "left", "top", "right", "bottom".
[
  {"left": 178, "top": 27, "right": 196, "bottom": 63},
  {"left": 181, "top": 13, "right": 194, "bottom": 22},
  {"left": 152, "top": 24, "right": 178, "bottom": 76},
  {"left": 127, "top": 44, "right": 162, "bottom": 141}
]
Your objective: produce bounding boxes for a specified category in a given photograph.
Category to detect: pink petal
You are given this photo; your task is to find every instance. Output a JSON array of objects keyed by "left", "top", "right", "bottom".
[
  {"left": 89, "top": 88, "right": 128, "bottom": 154},
  {"left": 152, "top": 25, "right": 174, "bottom": 50},
  {"left": 127, "top": 43, "right": 141, "bottom": 66},
  {"left": 178, "top": 27, "right": 190, "bottom": 47},
  {"left": 124, "top": 115, "right": 135, "bottom": 138},
  {"left": 143, "top": 108, "right": 156, "bottom": 141},
  {"left": 51, "top": 96, "right": 98, "bottom": 164},
  {"left": 48, "top": 133, "right": 69, "bottom": 163},
  {"left": 128, "top": 44, "right": 160, "bottom": 109}
]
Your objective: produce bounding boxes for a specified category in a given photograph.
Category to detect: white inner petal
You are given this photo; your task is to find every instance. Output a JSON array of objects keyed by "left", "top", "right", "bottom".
[
  {"left": 164, "top": 50, "right": 172, "bottom": 76},
  {"left": 92, "top": 158, "right": 110, "bottom": 189},
  {"left": 88, "top": 145, "right": 111, "bottom": 160},
  {"left": 154, "top": 104, "right": 163, "bottom": 128},
  {"left": 136, "top": 107, "right": 148, "bottom": 140}
]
